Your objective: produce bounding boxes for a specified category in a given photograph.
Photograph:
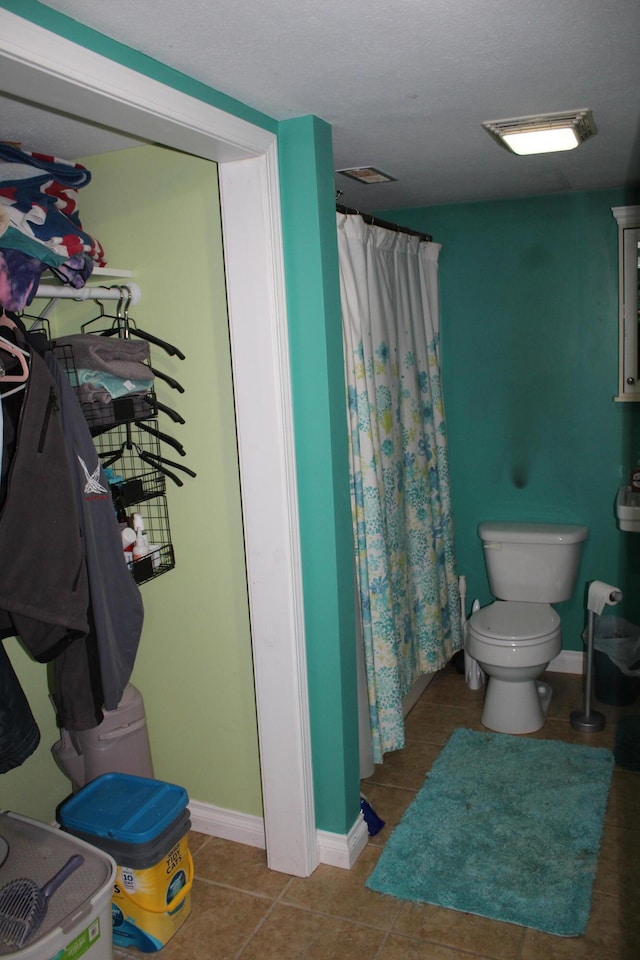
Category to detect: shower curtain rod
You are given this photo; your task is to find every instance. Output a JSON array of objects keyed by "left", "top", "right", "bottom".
[{"left": 336, "top": 202, "right": 432, "bottom": 243}]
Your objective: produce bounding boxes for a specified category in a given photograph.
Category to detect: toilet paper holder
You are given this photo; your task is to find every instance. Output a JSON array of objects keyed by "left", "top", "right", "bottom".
[{"left": 570, "top": 581, "right": 623, "bottom": 733}]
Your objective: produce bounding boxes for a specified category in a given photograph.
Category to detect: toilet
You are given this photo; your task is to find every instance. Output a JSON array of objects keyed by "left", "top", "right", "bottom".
[{"left": 466, "top": 521, "right": 588, "bottom": 734}]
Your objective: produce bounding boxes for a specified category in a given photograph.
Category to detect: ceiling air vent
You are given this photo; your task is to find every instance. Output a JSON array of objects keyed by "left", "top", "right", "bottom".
[{"left": 336, "top": 167, "right": 396, "bottom": 184}]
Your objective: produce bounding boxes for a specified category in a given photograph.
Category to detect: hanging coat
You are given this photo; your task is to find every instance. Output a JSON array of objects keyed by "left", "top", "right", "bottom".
[
  {"left": 0, "top": 343, "right": 104, "bottom": 737},
  {"left": 0, "top": 639, "right": 40, "bottom": 774},
  {"left": 0, "top": 328, "right": 144, "bottom": 740},
  {"left": 45, "top": 350, "right": 144, "bottom": 719},
  {"left": 0, "top": 348, "right": 91, "bottom": 655}
]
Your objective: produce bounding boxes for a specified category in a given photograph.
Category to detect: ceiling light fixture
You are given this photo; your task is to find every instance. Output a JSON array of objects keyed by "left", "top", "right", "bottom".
[
  {"left": 336, "top": 166, "right": 397, "bottom": 184},
  {"left": 482, "top": 109, "right": 597, "bottom": 156}
]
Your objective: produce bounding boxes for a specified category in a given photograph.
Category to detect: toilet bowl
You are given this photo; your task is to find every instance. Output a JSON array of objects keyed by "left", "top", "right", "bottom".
[
  {"left": 466, "top": 601, "right": 562, "bottom": 733},
  {"left": 465, "top": 521, "right": 588, "bottom": 735}
]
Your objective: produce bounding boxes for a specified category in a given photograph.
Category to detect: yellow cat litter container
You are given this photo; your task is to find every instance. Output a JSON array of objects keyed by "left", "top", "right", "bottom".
[{"left": 59, "top": 774, "right": 192, "bottom": 953}]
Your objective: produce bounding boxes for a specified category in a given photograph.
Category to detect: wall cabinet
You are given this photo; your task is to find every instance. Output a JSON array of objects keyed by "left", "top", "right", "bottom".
[{"left": 613, "top": 205, "right": 640, "bottom": 401}]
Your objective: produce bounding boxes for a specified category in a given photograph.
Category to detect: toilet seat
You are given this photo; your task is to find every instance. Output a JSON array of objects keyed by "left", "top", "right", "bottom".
[{"left": 469, "top": 600, "right": 560, "bottom": 643}]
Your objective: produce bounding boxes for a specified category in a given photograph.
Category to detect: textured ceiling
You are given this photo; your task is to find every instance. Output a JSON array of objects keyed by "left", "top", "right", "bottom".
[{"left": 8, "top": 0, "right": 640, "bottom": 210}]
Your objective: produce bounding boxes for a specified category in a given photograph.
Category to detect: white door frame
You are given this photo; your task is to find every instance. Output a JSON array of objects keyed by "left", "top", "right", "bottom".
[{"left": 0, "top": 9, "right": 318, "bottom": 877}]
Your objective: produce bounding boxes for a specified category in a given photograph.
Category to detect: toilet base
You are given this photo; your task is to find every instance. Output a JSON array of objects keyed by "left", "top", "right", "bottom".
[{"left": 481, "top": 677, "right": 551, "bottom": 735}]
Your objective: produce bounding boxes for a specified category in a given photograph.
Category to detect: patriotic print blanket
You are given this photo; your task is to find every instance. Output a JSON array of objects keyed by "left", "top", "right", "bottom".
[{"left": 0, "top": 143, "right": 106, "bottom": 311}]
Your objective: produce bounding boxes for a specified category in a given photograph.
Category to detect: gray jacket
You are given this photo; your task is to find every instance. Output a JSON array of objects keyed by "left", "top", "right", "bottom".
[{"left": 45, "top": 350, "right": 144, "bottom": 725}]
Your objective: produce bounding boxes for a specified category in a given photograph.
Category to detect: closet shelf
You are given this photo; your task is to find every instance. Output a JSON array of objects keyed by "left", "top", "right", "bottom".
[{"left": 92, "top": 267, "right": 134, "bottom": 277}]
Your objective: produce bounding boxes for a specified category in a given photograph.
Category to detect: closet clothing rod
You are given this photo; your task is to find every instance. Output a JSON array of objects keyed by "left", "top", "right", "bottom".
[
  {"left": 33, "top": 281, "right": 142, "bottom": 305},
  {"left": 336, "top": 203, "right": 432, "bottom": 243}
]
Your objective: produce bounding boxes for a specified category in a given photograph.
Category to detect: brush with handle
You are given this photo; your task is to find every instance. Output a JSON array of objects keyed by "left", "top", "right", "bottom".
[{"left": 0, "top": 853, "right": 84, "bottom": 949}]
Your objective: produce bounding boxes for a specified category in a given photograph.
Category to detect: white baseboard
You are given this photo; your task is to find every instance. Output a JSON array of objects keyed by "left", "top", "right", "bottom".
[
  {"left": 548, "top": 650, "right": 583, "bottom": 674},
  {"left": 316, "top": 814, "right": 369, "bottom": 869},
  {"left": 190, "top": 800, "right": 369, "bottom": 871},
  {"left": 189, "top": 799, "right": 266, "bottom": 849}
]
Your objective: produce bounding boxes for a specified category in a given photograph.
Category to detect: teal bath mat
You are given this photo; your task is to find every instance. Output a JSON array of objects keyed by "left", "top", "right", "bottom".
[{"left": 366, "top": 728, "right": 614, "bottom": 936}]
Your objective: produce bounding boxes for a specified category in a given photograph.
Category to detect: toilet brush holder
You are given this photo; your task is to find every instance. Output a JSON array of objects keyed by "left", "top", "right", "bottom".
[{"left": 570, "top": 609, "right": 606, "bottom": 733}]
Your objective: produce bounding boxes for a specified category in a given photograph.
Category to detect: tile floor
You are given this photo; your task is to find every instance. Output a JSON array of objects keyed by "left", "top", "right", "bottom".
[{"left": 114, "top": 665, "right": 639, "bottom": 959}]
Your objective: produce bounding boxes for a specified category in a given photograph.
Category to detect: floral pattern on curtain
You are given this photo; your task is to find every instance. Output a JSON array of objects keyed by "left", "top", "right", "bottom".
[{"left": 337, "top": 212, "right": 461, "bottom": 763}]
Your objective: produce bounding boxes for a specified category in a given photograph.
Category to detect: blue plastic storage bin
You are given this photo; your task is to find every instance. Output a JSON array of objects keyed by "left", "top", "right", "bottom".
[{"left": 59, "top": 773, "right": 192, "bottom": 953}]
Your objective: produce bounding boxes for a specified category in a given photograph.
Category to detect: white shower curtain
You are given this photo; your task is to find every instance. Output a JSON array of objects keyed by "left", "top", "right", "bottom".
[{"left": 337, "top": 212, "right": 461, "bottom": 763}]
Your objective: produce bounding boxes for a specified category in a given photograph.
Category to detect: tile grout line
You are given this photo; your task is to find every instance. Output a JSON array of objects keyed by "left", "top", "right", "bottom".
[
  {"left": 232, "top": 898, "right": 281, "bottom": 959},
  {"left": 232, "top": 875, "right": 298, "bottom": 959}
]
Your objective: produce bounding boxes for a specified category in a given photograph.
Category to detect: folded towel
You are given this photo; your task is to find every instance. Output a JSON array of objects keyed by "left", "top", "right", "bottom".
[
  {"left": 56, "top": 333, "right": 150, "bottom": 379},
  {"left": 75, "top": 368, "right": 154, "bottom": 400}
]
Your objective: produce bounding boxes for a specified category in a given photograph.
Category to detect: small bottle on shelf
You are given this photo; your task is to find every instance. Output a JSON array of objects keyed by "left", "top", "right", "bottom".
[
  {"left": 121, "top": 527, "right": 136, "bottom": 565},
  {"left": 133, "top": 527, "right": 149, "bottom": 562},
  {"left": 131, "top": 512, "right": 150, "bottom": 561}
]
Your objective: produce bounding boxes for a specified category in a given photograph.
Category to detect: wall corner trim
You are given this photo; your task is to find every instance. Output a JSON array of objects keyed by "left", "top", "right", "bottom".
[
  {"left": 190, "top": 801, "right": 368, "bottom": 872},
  {"left": 316, "top": 815, "right": 369, "bottom": 870}
]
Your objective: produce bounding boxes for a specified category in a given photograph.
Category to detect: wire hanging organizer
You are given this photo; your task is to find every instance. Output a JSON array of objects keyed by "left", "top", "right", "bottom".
[
  {"left": 52, "top": 288, "right": 160, "bottom": 436},
  {"left": 49, "top": 284, "right": 193, "bottom": 586},
  {"left": 95, "top": 418, "right": 178, "bottom": 585},
  {"left": 99, "top": 421, "right": 168, "bottom": 505},
  {"left": 95, "top": 419, "right": 177, "bottom": 586}
]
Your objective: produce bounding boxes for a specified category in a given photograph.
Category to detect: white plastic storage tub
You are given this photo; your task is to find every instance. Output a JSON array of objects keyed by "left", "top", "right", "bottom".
[{"left": 0, "top": 811, "right": 115, "bottom": 960}]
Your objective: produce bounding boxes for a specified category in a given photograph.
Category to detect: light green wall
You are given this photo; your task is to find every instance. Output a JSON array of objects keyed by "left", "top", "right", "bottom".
[
  {"left": 384, "top": 190, "right": 640, "bottom": 644},
  {"left": 2, "top": 145, "right": 262, "bottom": 821}
]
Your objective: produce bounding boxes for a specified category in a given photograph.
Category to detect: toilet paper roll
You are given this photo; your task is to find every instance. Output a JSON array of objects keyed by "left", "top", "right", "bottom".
[{"left": 587, "top": 580, "right": 623, "bottom": 616}]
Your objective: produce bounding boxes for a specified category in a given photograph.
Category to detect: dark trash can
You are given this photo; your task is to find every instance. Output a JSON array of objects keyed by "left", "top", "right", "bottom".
[
  {"left": 593, "top": 649, "right": 639, "bottom": 706},
  {"left": 592, "top": 616, "right": 640, "bottom": 706}
]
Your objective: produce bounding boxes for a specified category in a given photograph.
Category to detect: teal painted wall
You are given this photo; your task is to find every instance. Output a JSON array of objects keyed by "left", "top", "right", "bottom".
[
  {"left": 2, "top": 1, "right": 360, "bottom": 836},
  {"left": 384, "top": 190, "right": 640, "bottom": 643},
  {"left": 278, "top": 116, "right": 359, "bottom": 833}
]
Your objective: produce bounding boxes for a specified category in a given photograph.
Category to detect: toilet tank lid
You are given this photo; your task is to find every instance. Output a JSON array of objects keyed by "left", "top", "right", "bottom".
[{"left": 478, "top": 522, "right": 589, "bottom": 544}]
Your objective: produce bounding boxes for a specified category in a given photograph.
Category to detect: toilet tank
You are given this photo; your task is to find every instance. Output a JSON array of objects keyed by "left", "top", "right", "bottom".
[{"left": 479, "top": 522, "right": 588, "bottom": 603}]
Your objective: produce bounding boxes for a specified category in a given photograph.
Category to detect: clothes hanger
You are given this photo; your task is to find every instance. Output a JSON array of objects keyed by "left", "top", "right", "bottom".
[
  {"left": 0, "top": 312, "right": 30, "bottom": 393},
  {"left": 148, "top": 366, "right": 184, "bottom": 393},
  {"left": 20, "top": 313, "right": 51, "bottom": 346},
  {"left": 0, "top": 336, "right": 29, "bottom": 381},
  {"left": 136, "top": 421, "right": 187, "bottom": 457},
  {"left": 134, "top": 449, "right": 185, "bottom": 487},
  {"left": 101, "top": 323, "right": 186, "bottom": 360},
  {"left": 0, "top": 311, "right": 18, "bottom": 331},
  {"left": 94, "top": 416, "right": 187, "bottom": 458},
  {"left": 143, "top": 394, "right": 186, "bottom": 425},
  {"left": 81, "top": 297, "right": 109, "bottom": 333},
  {"left": 138, "top": 449, "right": 196, "bottom": 481},
  {"left": 101, "top": 438, "right": 195, "bottom": 487},
  {"left": 97, "top": 287, "right": 186, "bottom": 360}
]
